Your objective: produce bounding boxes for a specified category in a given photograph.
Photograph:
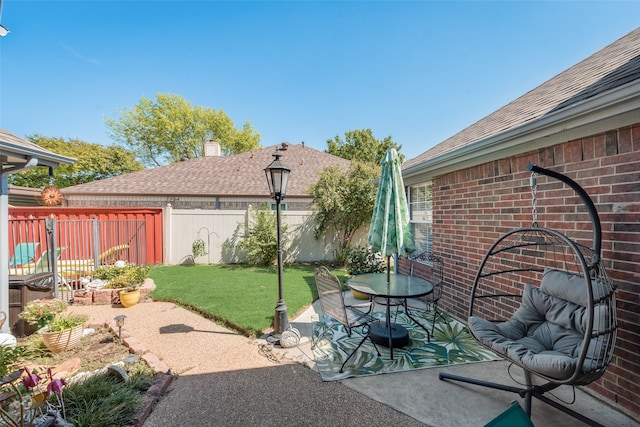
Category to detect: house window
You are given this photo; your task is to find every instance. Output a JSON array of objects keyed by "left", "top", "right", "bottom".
[
  {"left": 409, "top": 183, "right": 432, "bottom": 254},
  {"left": 269, "top": 203, "right": 287, "bottom": 211}
]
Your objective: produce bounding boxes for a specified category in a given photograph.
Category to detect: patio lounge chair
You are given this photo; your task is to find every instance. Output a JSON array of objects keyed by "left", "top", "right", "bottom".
[
  {"left": 56, "top": 244, "right": 130, "bottom": 280},
  {"left": 8, "top": 247, "right": 65, "bottom": 276},
  {"left": 9, "top": 242, "right": 39, "bottom": 267}
]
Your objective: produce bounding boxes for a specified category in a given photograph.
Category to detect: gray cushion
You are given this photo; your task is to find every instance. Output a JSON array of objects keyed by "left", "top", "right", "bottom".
[{"left": 469, "top": 271, "right": 609, "bottom": 381}]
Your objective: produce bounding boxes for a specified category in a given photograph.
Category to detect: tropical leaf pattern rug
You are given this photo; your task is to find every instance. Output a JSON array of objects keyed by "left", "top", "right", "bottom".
[{"left": 312, "top": 309, "right": 500, "bottom": 381}]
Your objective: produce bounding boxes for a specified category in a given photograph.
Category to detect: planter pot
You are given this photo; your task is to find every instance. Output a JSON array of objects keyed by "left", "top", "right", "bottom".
[
  {"left": 119, "top": 289, "right": 140, "bottom": 308},
  {"left": 41, "top": 325, "right": 84, "bottom": 353},
  {"left": 351, "top": 289, "right": 370, "bottom": 300}
]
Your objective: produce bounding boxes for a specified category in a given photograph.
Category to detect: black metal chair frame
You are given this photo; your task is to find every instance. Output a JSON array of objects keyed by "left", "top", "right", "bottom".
[
  {"left": 401, "top": 252, "right": 445, "bottom": 340},
  {"left": 438, "top": 165, "right": 618, "bottom": 427},
  {"left": 314, "top": 266, "right": 381, "bottom": 373}
]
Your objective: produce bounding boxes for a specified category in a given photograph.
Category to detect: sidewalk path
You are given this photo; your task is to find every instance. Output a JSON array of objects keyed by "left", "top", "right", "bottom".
[{"left": 68, "top": 301, "right": 426, "bottom": 426}]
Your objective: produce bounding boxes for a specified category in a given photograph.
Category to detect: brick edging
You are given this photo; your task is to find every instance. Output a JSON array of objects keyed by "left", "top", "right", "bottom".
[{"left": 102, "top": 319, "right": 173, "bottom": 427}]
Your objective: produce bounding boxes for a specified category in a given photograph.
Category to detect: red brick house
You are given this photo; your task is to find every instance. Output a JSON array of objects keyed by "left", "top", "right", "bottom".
[{"left": 401, "top": 28, "right": 640, "bottom": 419}]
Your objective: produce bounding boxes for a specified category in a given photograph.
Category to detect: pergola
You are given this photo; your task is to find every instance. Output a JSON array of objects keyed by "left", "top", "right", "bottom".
[{"left": 0, "top": 129, "right": 75, "bottom": 333}]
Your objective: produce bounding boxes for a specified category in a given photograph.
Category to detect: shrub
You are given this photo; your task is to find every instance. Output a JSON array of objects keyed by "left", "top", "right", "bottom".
[
  {"left": 95, "top": 264, "right": 149, "bottom": 290},
  {"left": 345, "top": 246, "right": 386, "bottom": 275},
  {"left": 238, "top": 204, "right": 289, "bottom": 267}
]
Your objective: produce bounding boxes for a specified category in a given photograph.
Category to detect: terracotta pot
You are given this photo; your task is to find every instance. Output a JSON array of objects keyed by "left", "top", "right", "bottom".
[
  {"left": 41, "top": 325, "right": 84, "bottom": 353},
  {"left": 119, "top": 289, "right": 140, "bottom": 308}
]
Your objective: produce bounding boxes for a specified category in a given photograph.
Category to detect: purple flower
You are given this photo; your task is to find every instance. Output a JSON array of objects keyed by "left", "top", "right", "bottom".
[{"left": 22, "top": 367, "right": 40, "bottom": 389}]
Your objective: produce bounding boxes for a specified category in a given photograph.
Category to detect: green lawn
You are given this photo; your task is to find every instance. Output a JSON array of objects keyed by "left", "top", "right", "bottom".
[{"left": 149, "top": 264, "right": 347, "bottom": 337}]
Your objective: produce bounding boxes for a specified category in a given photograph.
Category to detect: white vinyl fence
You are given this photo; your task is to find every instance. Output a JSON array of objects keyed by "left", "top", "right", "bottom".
[{"left": 163, "top": 206, "right": 368, "bottom": 265}]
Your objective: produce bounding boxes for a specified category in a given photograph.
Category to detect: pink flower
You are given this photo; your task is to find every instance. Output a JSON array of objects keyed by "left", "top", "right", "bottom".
[
  {"left": 47, "top": 368, "right": 66, "bottom": 395},
  {"left": 22, "top": 367, "right": 40, "bottom": 389}
]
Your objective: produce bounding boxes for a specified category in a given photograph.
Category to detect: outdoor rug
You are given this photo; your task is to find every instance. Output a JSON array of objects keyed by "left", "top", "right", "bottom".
[{"left": 312, "top": 309, "right": 501, "bottom": 381}]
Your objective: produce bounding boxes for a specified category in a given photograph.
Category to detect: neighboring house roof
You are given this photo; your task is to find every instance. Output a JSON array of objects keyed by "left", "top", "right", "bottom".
[
  {"left": 62, "top": 143, "right": 350, "bottom": 198},
  {"left": 8, "top": 185, "right": 46, "bottom": 207},
  {"left": 403, "top": 27, "right": 640, "bottom": 181}
]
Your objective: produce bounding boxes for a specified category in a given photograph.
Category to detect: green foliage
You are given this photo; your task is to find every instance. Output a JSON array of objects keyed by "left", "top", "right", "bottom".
[
  {"left": 105, "top": 93, "right": 261, "bottom": 167},
  {"left": 0, "top": 345, "right": 26, "bottom": 378},
  {"left": 192, "top": 238, "right": 207, "bottom": 257},
  {"left": 19, "top": 298, "right": 68, "bottom": 327},
  {"left": 8, "top": 135, "right": 145, "bottom": 189},
  {"left": 326, "top": 128, "right": 404, "bottom": 164},
  {"left": 63, "top": 371, "right": 150, "bottom": 427},
  {"left": 345, "top": 246, "right": 386, "bottom": 275},
  {"left": 95, "top": 264, "right": 150, "bottom": 290},
  {"left": 237, "top": 204, "right": 289, "bottom": 267},
  {"left": 47, "top": 313, "right": 88, "bottom": 332},
  {"left": 308, "top": 161, "right": 379, "bottom": 264}
]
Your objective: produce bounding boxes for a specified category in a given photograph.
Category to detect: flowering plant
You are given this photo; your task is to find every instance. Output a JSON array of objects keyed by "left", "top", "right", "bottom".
[
  {"left": 18, "top": 299, "right": 68, "bottom": 329},
  {"left": 0, "top": 366, "right": 68, "bottom": 426}
]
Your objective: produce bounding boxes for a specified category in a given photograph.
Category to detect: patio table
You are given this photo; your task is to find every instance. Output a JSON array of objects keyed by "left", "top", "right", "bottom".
[{"left": 347, "top": 273, "right": 433, "bottom": 359}]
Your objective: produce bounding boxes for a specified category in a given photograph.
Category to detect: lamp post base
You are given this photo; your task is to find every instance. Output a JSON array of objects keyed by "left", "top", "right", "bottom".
[{"left": 272, "top": 300, "right": 289, "bottom": 336}]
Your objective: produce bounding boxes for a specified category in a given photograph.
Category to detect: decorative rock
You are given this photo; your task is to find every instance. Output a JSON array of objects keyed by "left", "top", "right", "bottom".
[
  {"left": 50, "top": 358, "right": 82, "bottom": 379},
  {"left": 106, "top": 364, "right": 129, "bottom": 382},
  {"left": 0, "top": 333, "right": 17, "bottom": 347}
]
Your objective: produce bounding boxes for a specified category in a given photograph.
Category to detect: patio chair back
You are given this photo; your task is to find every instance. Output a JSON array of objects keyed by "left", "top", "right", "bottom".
[
  {"left": 315, "top": 266, "right": 350, "bottom": 331},
  {"left": 410, "top": 252, "right": 444, "bottom": 308},
  {"left": 314, "top": 266, "right": 381, "bottom": 372},
  {"left": 9, "top": 242, "right": 39, "bottom": 266}
]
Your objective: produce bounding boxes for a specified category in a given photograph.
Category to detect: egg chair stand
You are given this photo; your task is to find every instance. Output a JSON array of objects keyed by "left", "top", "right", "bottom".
[{"left": 439, "top": 165, "right": 617, "bottom": 427}]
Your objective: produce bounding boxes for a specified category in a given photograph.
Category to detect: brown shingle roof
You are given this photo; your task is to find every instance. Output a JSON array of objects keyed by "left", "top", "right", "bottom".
[
  {"left": 62, "top": 143, "right": 349, "bottom": 198},
  {"left": 404, "top": 27, "right": 640, "bottom": 169}
]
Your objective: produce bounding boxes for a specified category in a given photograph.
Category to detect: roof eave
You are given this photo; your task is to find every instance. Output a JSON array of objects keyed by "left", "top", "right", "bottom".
[
  {"left": 1, "top": 142, "right": 76, "bottom": 168},
  {"left": 403, "top": 79, "right": 640, "bottom": 184}
]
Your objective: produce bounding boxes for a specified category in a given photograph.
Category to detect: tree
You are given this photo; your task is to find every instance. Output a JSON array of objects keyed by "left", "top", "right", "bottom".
[
  {"left": 8, "top": 135, "right": 145, "bottom": 188},
  {"left": 105, "top": 93, "right": 261, "bottom": 167},
  {"left": 326, "top": 129, "right": 403, "bottom": 164},
  {"left": 237, "top": 204, "right": 289, "bottom": 267},
  {"left": 308, "top": 161, "right": 379, "bottom": 264}
]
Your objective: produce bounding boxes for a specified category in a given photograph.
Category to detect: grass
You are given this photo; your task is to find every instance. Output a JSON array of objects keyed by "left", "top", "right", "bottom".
[
  {"left": 149, "top": 263, "right": 347, "bottom": 337},
  {"left": 63, "top": 367, "right": 154, "bottom": 427}
]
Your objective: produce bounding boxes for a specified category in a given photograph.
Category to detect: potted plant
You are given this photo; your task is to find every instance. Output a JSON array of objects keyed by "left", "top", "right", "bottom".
[
  {"left": 19, "top": 298, "right": 69, "bottom": 330},
  {"left": 345, "top": 246, "right": 387, "bottom": 299},
  {"left": 95, "top": 263, "right": 150, "bottom": 307},
  {"left": 40, "top": 313, "right": 88, "bottom": 353}
]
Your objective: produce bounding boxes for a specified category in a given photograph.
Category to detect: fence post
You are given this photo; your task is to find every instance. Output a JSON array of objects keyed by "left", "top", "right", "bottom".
[{"left": 92, "top": 218, "right": 100, "bottom": 268}]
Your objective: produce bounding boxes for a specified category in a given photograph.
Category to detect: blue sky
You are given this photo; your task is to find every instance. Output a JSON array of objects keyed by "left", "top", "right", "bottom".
[{"left": 1, "top": 1, "right": 639, "bottom": 161}]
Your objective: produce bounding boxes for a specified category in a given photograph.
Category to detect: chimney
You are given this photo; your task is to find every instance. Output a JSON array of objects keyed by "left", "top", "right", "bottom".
[{"left": 204, "top": 140, "right": 221, "bottom": 157}]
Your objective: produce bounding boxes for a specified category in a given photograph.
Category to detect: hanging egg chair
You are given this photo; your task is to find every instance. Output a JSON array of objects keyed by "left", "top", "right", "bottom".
[{"left": 439, "top": 165, "right": 617, "bottom": 426}]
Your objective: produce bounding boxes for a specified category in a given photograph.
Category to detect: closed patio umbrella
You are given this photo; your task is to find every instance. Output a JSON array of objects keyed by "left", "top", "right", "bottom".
[
  {"left": 368, "top": 147, "right": 415, "bottom": 276},
  {"left": 366, "top": 147, "right": 415, "bottom": 356}
]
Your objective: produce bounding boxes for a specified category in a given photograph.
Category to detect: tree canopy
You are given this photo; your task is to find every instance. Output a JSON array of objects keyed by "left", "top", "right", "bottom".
[
  {"left": 308, "top": 161, "right": 379, "bottom": 263},
  {"left": 105, "top": 93, "right": 261, "bottom": 167},
  {"left": 8, "top": 135, "right": 145, "bottom": 189},
  {"left": 326, "top": 129, "right": 403, "bottom": 165}
]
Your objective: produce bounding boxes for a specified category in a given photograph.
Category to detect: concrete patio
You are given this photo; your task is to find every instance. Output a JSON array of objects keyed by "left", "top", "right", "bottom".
[
  {"left": 277, "top": 292, "right": 639, "bottom": 427},
  {"left": 69, "top": 295, "right": 639, "bottom": 427}
]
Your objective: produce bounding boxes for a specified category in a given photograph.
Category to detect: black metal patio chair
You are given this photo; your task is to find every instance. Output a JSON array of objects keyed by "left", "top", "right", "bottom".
[{"left": 314, "top": 266, "right": 381, "bottom": 372}]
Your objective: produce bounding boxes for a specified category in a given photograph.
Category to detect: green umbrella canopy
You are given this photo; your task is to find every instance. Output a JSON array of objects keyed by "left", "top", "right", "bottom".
[{"left": 367, "top": 148, "right": 415, "bottom": 257}]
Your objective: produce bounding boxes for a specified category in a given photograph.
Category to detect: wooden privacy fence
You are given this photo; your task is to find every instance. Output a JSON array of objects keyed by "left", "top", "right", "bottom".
[
  {"left": 8, "top": 217, "right": 147, "bottom": 281},
  {"left": 9, "top": 207, "right": 163, "bottom": 265}
]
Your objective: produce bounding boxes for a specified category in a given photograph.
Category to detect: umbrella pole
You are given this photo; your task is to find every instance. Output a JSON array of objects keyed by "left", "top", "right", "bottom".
[{"left": 386, "top": 255, "right": 393, "bottom": 358}]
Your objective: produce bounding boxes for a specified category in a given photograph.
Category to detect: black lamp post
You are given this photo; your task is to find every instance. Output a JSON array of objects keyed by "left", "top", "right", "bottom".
[{"left": 264, "top": 146, "right": 291, "bottom": 337}]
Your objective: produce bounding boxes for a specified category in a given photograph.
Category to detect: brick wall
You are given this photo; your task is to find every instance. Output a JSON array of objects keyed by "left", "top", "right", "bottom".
[{"left": 413, "top": 123, "right": 640, "bottom": 419}]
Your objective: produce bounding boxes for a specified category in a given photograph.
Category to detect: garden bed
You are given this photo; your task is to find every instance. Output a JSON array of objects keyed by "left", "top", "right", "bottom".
[{"left": 72, "top": 278, "right": 155, "bottom": 305}]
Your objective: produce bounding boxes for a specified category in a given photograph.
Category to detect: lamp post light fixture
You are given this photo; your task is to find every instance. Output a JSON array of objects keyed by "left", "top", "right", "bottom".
[
  {"left": 114, "top": 315, "right": 126, "bottom": 342},
  {"left": 264, "top": 145, "right": 291, "bottom": 337}
]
